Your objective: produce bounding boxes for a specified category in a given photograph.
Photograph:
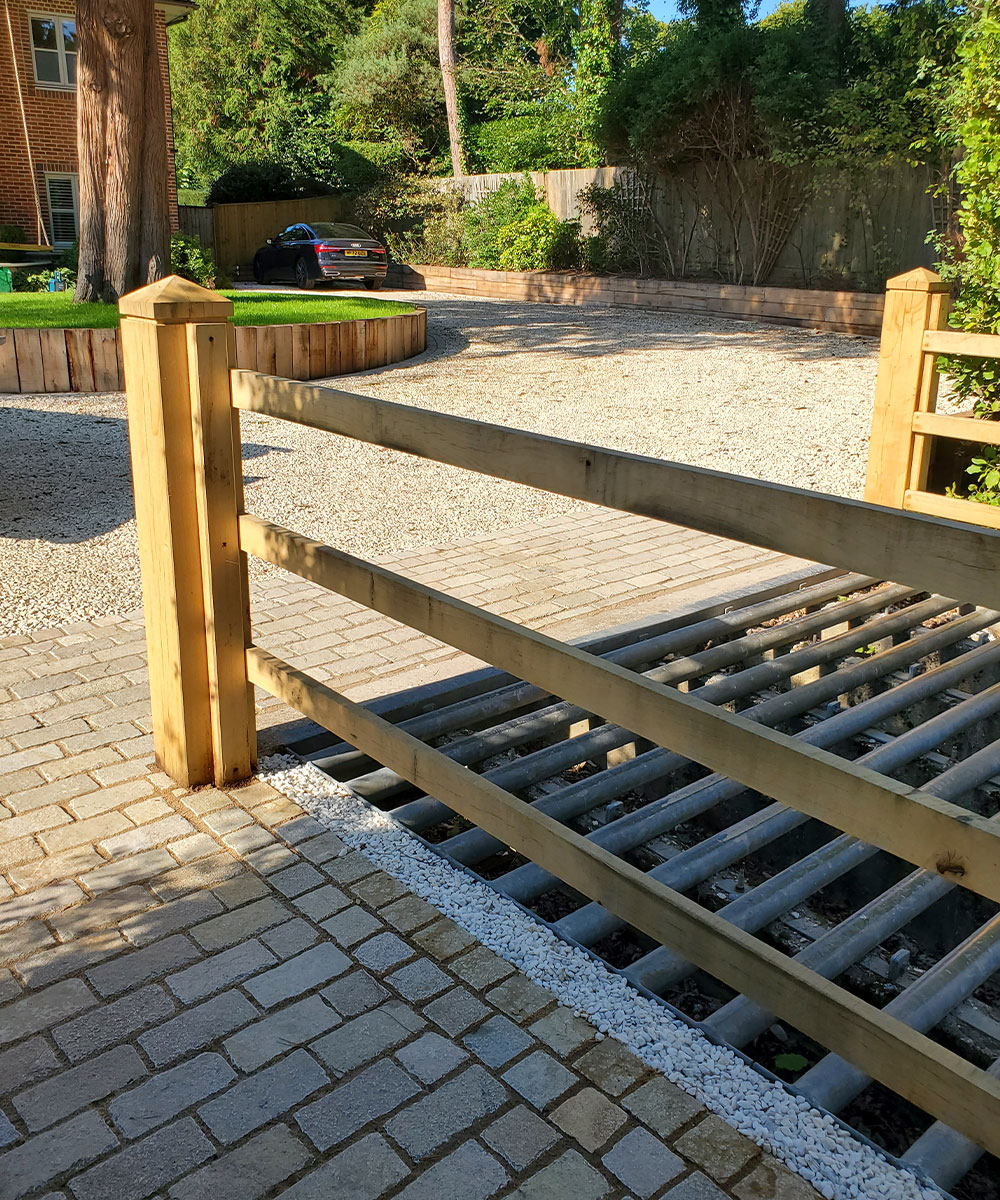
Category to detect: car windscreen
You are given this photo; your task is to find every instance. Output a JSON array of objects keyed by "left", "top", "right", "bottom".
[{"left": 310, "top": 223, "right": 376, "bottom": 240}]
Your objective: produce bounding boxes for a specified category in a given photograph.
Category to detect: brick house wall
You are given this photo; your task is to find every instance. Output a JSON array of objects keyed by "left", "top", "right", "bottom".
[{"left": 0, "top": 0, "right": 183, "bottom": 245}]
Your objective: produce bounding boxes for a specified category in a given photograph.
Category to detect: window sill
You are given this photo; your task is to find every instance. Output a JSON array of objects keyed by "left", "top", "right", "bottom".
[{"left": 33, "top": 83, "right": 75, "bottom": 94}]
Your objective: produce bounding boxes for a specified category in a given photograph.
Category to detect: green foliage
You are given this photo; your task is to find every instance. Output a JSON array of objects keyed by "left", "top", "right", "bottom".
[
  {"left": 170, "top": 233, "right": 221, "bottom": 288},
  {"left": 607, "top": 0, "right": 955, "bottom": 174},
  {"left": 580, "top": 174, "right": 662, "bottom": 275},
  {"left": 936, "top": 1, "right": 1000, "bottom": 412},
  {"left": 168, "top": 0, "right": 361, "bottom": 186},
  {"left": 573, "top": 0, "right": 621, "bottom": 160},
  {"left": 9, "top": 242, "right": 77, "bottom": 292},
  {"left": 930, "top": 2, "right": 1000, "bottom": 506},
  {"left": 177, "top": 188, "right": 209, "bottom": 207},
  {"left": 963, "top": 449, "right": 1000, "bottom": 506},
  {"left": 467, "top": 111, "right": 580, "bottom": 172},
  {"left": 206, "top": 162, "right": 334, "bottom": 206},
  {"left": 463, "top": 177, "right": 559, "bottom": 268},
  {"left": 394, "top": 176, "right": 581, "bottom": 270},
  {"left": 0, "top": 224, "right": 26, "bottom": 244},
  {"left": 773, "top": 1053, "right": 809, "bottom": 1074},
  {"left": 496, "top": 207, "right": 580, "bottom": 269},
  {"left": 330, "top": 0, "right": 447, "bottom": 163}
]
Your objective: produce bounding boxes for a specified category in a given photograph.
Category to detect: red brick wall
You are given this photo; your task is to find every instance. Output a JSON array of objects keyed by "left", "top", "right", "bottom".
[{"left": 0, "top": 1, "right": 179, "bottom": 244}]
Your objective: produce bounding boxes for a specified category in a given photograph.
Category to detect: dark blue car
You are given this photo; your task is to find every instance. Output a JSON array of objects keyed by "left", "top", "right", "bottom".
[{"left": 253, "top": 222, "right": 388, "bottom": 290}]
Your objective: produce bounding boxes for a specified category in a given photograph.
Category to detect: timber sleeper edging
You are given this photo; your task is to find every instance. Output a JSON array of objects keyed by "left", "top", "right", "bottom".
[{"left": 0, "top": 308, "right": 427, "bottom": 395}]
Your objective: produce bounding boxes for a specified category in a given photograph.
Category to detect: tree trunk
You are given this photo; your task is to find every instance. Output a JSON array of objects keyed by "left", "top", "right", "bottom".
[
  {"left": 437, "top": 0, "right": 465, "bottom": 178},
  {"left": 75, "top": 0, "right": 169, "bottom": 303}
]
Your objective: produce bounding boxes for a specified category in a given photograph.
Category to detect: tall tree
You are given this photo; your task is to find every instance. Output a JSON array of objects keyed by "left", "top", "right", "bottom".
[
  {"left": 75, "top": 0, "right": 169, "bottom": 302},
  {"left": 438, "top": 0, "right": 466, "bottom": 174}
]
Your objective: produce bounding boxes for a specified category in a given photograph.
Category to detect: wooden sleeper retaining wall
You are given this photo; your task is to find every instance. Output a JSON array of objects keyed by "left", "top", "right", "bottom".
[
  {"left": 392, "top": 265, "right": 884, "bottom": 337},
  {"left": 0, "top": 308, "right": 427, "bottom": 394}
]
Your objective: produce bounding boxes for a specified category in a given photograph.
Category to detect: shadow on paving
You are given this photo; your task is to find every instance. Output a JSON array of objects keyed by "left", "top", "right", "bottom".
[{"left": 0, "top": 405, "right": 286, "bottom": 543}]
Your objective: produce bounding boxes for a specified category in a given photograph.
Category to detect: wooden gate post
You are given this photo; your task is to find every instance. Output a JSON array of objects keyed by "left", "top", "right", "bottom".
[
  {"left": 865, "top": 267, "right": 951, "bottom": 507},
  {"left": 119, "top": 275, "right": 255, "bottom": 787}
]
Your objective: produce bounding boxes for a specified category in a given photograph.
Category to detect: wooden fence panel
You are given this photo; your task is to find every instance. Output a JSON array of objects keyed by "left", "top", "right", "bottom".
[
  {"left": 234, "top": 326, "right": 257, "bottom": 373},
  {"left": 38, "top": 328, "right": 70, "bottom": 392},
  {"left": 256, "top": 325, "right": 277, "bottom": 377},
  {"left": 291, "top": 325, "right": 310, "bottom": 381},
  {"left": 0, "top": 331, "right": 20, "bottom": 392},
  {"left": 273, "top": 326, "right": 293, "bottom": 379},
  {"left": 340, "top": 322, "right": 356, "bottom": 374},
  {"left": 13, "top": 328, "right": 43, "bottom": 392},
  {"left": 92, "top": 329, "right": 120, "bottom": 391},
  {"left": 309, "top": 324, "right": 326, "bottom": 378},
  {"left": 65, "top": 329, "right": 97, "bottom": 392},
  {"left": 352, "top": 320, "right": 366, "bottom": 372},
  {"left": 325, "top": 322, "right": 342, "bottom": 375},
  {"left": 212, "top": 195, "right": 352, "bottom": 274},
  {"left": 177, "top": 205, "right": 214, "bottom": 249}
]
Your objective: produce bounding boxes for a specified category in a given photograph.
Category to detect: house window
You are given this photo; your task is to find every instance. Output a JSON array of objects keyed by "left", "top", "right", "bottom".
[
  {"left": 45, "top": 173, "right": 78, "bottom": 245},
  {"left": 30, "top": 13, "right": 77, "bottom": 88}
]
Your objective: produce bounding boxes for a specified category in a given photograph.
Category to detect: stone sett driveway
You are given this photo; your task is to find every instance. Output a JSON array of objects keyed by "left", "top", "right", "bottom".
[{"left": 0, "top": 516, "right": 820, "bottom": 1200}]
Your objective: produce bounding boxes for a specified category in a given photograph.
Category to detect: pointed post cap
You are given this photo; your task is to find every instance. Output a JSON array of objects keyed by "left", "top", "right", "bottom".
[
  {"left": 885, "top": 267, "right": 950, "bottom": 294},
  {"left": 118, "top": 274, "right": 234, "bottom": 322}
]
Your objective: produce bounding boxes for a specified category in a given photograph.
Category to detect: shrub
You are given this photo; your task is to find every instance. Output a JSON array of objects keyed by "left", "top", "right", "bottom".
[
  {"left": 0, "top": 224, "right": 26, "bottom": 244},
  {"left": 579, "top": 175, "right": 664, "bottom": 276},
  {"left": 496, "top": 209, "right": 581, "bottom": 271},
  {"left": 170, "top": 232, "right": 222, "bottom": 288},
  {"left": 464, "top": 177, "right": 580, "bottom": 271},
  {"left": 11, "top": 266, "right": 75, "bottom": 292},
  {"left": 206, "top": 161, "right": 333, "bottom": 205},
  {"left": 386, "top": 176, "right": 581, "bottom": 272}
]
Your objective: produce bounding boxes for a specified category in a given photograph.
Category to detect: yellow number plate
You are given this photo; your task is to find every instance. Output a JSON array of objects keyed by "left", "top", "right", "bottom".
[{"left": 344, "top": 250, "right": 367, "bottom": 257}]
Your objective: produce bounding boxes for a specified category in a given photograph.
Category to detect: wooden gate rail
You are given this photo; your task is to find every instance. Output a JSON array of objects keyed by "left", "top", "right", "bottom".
[
  {"left": 239, "top": 511, "right": 1000, "bottom": 905},
  {"left": 120, "top": 275, "right": 1000, "bottom": 1161},
  {"left": 866, "top": 268, "right": 1000, "bottom": 528},
  {"left": 231, "top": 369, "right": 1000, "bottom": 613}
]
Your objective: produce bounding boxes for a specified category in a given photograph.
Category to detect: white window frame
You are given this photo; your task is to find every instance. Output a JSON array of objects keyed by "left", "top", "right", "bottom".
[
  {"left": 45, "top": 172, "right": 79, "bottom": 247},
  {"left": 29, "top": 11, "right": 77, "bottom": 90}
]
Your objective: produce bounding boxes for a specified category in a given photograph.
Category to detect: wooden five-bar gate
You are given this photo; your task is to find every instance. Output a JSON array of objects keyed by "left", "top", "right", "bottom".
[
  {"left": 121, "top": 274, "right": 1000, "bottom": 1164},
  {"left": 866, "top": 266, "right": 1000, "bottom": 527}
]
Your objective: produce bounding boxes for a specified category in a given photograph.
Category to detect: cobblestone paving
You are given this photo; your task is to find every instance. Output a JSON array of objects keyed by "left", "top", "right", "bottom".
[
  {"left": 249, "top": 507, "right": 803, "bottom": 708},
  {"left": 0, "top": 529, "right": 819, "bottom": 1200}
]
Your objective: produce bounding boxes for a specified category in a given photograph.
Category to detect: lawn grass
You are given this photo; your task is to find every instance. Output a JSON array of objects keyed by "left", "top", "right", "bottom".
[{"left": 0, "top": 289, "right": 414, "bottom": 329}]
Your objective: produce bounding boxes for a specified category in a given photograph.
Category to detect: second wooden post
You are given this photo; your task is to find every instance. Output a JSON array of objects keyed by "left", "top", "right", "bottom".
[{"left": 865, "top": 267, "right": 951, "bottom": 507}]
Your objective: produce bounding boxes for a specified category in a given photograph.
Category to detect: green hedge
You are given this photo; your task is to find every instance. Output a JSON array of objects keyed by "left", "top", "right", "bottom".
[{"left": 467, "top": 114, "right": 581, "bottom": 173}]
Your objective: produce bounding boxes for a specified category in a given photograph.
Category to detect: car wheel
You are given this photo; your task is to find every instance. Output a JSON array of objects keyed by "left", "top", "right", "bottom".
[
  {"left": 252, "top": 256, "right": 265, "bottom": 284},
  {"left": 295, "top": 257, "right": 315, "bottom": 290},
  {"left": 364, "top": 277, "right": 383, "bottom": 291}
]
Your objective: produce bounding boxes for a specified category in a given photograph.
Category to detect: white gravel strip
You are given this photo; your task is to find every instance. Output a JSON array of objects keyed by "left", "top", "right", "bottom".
[
  {"left": 0, "top": 292, "right": 878, "bottom": 635},
  {"left": 261, "top": 753, "right": 940, "bottom": 1200}
]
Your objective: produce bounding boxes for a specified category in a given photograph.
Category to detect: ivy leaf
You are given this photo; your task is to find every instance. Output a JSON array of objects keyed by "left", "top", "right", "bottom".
[{"left": 773, "top": 1053, "right": 809, "bottom": 1073}]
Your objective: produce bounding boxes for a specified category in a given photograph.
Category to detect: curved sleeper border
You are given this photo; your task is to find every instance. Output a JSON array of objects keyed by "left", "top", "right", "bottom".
[
  {"left": 0, "top": 307, "right": 427, "bottom": 395},
  {"left": 261, "top": 753, "right": 944, "bottom": 1200}
]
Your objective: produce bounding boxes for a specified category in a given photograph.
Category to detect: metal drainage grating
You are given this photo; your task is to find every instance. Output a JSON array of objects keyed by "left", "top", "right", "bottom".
[{"left": 300, "top": 567, "right": 1000, "bottom": 1198}]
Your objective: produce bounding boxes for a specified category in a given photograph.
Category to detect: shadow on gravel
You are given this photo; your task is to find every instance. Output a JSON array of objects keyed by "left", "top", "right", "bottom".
[
  {"left": 0, "top": 406, "right": 288, "bottom": 543},
  {"left": 384, "top": 295, "right": 876, "bottom": 368}
]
